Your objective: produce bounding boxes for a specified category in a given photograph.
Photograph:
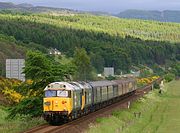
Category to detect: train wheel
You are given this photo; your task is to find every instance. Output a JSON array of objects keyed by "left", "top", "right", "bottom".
[
  {"left": 73, "top": 112, "right": 78, "bottom": 119},
  {"left": 68, "top": 115, "right": 73, "bottom": 122},
  {"left": 63, "top": 116, "right": 69, "bottom": 123},
  {"left": 49, "top": 115, "right": 64, "bottom": 125}
]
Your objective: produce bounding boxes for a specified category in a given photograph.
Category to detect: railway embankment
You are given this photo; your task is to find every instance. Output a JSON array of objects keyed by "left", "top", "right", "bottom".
[
  {"left": 0, "top": 106, "right": 45, "bottom": 133},
  {"left": 88, "top": 80, "right": 180, "bottom": 133}
]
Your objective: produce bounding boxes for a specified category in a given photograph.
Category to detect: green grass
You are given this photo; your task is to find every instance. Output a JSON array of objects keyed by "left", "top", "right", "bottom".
[
  {"left": 88, "top": 80, "right": 180, "bottom": 133},
  {"left": 0, "top": 106, "right": 46, "bottom": 133}
]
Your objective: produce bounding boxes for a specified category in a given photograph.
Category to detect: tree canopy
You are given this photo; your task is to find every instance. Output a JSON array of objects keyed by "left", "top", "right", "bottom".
[
  {"left": 24, "top": 51, "right": 76, "bottom": 83},
  {"left": 73, "top": 48, "right": 93, "bottom": 80}
]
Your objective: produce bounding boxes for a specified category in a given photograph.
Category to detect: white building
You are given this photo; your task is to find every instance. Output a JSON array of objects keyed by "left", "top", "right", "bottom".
[
  {"left": 6, "top": 59, "right": 25, "bottom": 81},
  {"left": 104, "top": 67, "right": 114, "bottom": 77},
  {"left": 49, "top": 48, "right": 61, "bottom": 55}
]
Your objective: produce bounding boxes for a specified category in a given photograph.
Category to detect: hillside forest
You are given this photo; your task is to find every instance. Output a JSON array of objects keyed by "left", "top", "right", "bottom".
[{"left": 0, "top": 11, "right": 179, "bottom": 75}]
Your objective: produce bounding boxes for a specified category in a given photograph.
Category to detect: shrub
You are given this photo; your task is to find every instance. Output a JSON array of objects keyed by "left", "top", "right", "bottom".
[
  {"left": 2, "top": 87, "right": 24, "bottom": 103},
  {"left": 154, "top": 82, "right": 160, "bottom": 89},
  {"left": 140, "top": 69, "right": 152, "bottom": 78},
  {"left": 106, "top": 75, "right": 116, "bottom": 80},
  {"left": 0, "top": 77, "right": 23, "bottom": 104},
  {"left": 137, "top": 76, "right": 160, "bottom": 87},
  {"left": 8, "top": 97, "right": 43, "bottom": 119},
  {"left": 164, "top": 73, "right": 175, "bottom": 82}
]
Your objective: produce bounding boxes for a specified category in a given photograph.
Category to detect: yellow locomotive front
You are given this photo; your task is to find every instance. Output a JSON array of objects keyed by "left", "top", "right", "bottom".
[{"left": 43, "top": 82, "right": 73, "bottom": 124}]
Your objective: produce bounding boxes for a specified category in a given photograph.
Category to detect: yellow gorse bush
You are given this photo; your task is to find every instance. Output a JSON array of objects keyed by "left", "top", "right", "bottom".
[
  {"left": 2, "top": 87, "right": 24, "bottom": 103},
  {"left": 0, "top": 77, "right": 40, "bottom": 105},
  {"left": 0, "top": 77, "right": 23, "bottom": 104},
  {"left": 137, "top": 76, "right": 160, "bottom": 85}
]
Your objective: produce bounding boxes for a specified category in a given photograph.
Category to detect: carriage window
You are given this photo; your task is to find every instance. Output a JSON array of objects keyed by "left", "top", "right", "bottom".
[
  {"left": 45, "top": 90, "right": 56, "bottom": 97},
  {"left": 129, "top": 82, "right": 133, "bottom": 89}
]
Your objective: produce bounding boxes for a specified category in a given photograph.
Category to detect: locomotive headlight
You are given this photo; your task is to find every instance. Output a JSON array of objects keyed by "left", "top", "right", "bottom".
[
  {"left": 62, "top": 101, "right": 67, "bottom": 104},
  {"left": 55, "top": 101, "right": 58, "bottom": 104},
  {"left": 44, "top": 101, "right": 51, "bottom": 106}
]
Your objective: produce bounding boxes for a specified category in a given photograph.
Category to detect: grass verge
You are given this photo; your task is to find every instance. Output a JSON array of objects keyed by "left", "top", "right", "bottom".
[
  {"left": 88, "top": 80, "right": 180, "bottom": 133},
  {"left": 0, "top": 106, "right": 46, "bottom": 133}
]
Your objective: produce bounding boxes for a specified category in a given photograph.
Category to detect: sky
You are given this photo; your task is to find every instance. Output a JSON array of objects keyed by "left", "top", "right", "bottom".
[{"left": 0, "top": 0, "right": 180, "bottom": 13}]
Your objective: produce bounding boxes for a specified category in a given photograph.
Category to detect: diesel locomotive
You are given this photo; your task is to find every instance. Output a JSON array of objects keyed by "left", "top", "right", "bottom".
[{"left": 43, "top": 79, "right": 137, "bottom": 124}]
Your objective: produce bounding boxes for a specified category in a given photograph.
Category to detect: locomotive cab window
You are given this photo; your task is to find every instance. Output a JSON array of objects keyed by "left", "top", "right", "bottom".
[
  {"left": 45, "top": 90, "right": 56, "bottom": 97},
  {"left": 45, "top": 90, "right": 71, "bottom": 98},
  {"left": 57, "top": 90, "right": 71, "bottom": 98}
]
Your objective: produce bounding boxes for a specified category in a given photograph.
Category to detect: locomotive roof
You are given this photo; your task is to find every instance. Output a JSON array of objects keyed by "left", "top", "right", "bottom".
[
  {"left": 67, "top": 81, "right": 93, "bottom": 90},
  {"left": 44, "top": 82, "right": 81, "bottom": 91},
  {"left": 89, "top": 79, "right": 135, "bottom": 87},
  {"left": 89, "top": 80, "right": 117, "bottom": 87},
  {"left": 44, "top": 79, "right": 135, "bottom": 91}
]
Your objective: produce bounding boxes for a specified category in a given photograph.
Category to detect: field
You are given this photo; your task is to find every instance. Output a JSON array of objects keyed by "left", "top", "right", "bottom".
[
  {"left": 0, "top": 106, "right": 46, "bottom": 133},
  {"left": 88, "top": 80, "right": 180, "bottom": 133}
]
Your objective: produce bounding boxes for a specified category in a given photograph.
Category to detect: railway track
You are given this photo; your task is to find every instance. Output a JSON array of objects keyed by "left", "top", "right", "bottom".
[{"left": 24, "top": 81, "right": 156, "bottom": 133}]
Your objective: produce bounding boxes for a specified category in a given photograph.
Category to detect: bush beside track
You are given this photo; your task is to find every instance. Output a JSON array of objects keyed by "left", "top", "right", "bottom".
[
  {"left": 0, "top": 105, "right": 45, "bottom": 133},
  {"left": 0, "top": 77, "right": 46, "bottom": 133}
]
